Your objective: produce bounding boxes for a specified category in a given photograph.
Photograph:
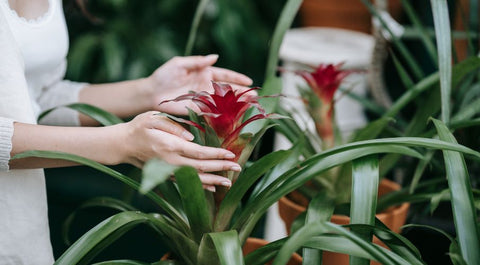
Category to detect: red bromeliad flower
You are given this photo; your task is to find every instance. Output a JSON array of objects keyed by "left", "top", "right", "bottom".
[
  {"left": 296, "top": 63, "right": 351, "bottom": 149},
  {"left": 297, "top": 63, "right": 351, "bottom": 104},
  {"left": 161, "top": 82, "right": 272, "bottom": 161}
]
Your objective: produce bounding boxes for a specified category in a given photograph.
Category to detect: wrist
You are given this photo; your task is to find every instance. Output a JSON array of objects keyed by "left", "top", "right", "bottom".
[
  {"left": 138, "top": 77, "right": 157, "bottom": 111},
  {"left": 103, "top": 123, "right": 132, "bottom": 165}
]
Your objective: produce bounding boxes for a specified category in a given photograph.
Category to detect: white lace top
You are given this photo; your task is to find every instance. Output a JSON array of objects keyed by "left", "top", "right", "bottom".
[{"left": 0, "top": 0, "right": 87, "bottom": 264}]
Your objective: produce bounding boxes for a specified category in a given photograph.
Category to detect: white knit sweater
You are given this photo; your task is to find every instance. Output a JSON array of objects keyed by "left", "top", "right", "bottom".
[{"left": 0, "top": 0, "right": 87, "bottom": 263}]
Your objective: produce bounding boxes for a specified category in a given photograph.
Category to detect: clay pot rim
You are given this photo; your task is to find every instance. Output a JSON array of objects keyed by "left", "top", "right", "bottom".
[
  {"left": 278, "top": 179, "right": 409, "bottom": 222},
  {"left": 161, "top": 237, "right": 302, "bottom": 264},
  {"left": 245, "top": 237, "right": 303, "bottom": 264}
]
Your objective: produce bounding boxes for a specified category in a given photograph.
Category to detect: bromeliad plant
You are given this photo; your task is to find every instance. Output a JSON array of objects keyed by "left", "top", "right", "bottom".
[
  {"left": 161, "top": 82, "right": 275, "bottom": 175},
  {"left": 276, "top": 63, "right": 357, "bottom": 204},
  {"left": 160, "top": 81, "right": 281, "bottom": 207},
  {"left": 295, "top": 63, "right": 352, "bottom": 150}
]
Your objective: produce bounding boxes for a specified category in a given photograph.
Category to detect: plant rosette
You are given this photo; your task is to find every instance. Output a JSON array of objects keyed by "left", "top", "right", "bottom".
[
  {"left": 275, "top": 63, "right": 411, "bottom": 264},
  {"left": 160, "top": 81, "right": 283, "bottom": 207},
  {"left": 277, "top": 63, "right": 361, "bottom": 206}
]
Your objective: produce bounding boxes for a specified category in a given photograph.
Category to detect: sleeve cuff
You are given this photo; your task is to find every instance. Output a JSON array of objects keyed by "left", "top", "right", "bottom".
[
  {"left": 37, "top": 80, "right": 88, "bottom": 126},
  {"left": 0, "top": 118, "right": 14, "bottom": 171}
]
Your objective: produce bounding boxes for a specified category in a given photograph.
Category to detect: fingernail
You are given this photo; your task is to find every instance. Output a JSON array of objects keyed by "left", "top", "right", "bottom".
[
  {"left": 182, "top": 131, "right": 194, "bottom": 141},
  {"left": 224, "top": 152, "right": 236, "bottom": 159},
  {"left": 231, "top": 165, "right": 241, "bottom": 171},
  {"left": 206, "top": 186, "right": 216, "bottom": 192},
  {"left": 221, "top": 181, "right": 231, "bottom": 187},
  {"left": 207, "top": 54, "right": 219, "bottom": 59}
]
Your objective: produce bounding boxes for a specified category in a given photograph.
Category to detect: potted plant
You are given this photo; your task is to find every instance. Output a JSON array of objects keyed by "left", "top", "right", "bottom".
[
  {"left": 273, "top": 62, "right": 410, "bottom": 264},
  {"left": 273, "top": 0, "right": 480, "bottom": 264}
]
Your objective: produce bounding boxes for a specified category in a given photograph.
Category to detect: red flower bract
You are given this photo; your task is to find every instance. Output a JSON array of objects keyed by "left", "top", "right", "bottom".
[
  {"left": 161, "top": 82, "right": 270, "bottom": 159},
  {"left": 295, "top": 63, "right": 351, "bottom": 149},
  {"left": 297, "top": 63, "right": 351, "bottom": 104}
]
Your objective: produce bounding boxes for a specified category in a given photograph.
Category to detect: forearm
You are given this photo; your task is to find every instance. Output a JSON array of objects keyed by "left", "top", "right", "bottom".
[
  {"left": 9, "top": 122, "right": 126, "bottom": 169},
  {"left": 78, "top": 78, "right": 154, "bottom": 125}
]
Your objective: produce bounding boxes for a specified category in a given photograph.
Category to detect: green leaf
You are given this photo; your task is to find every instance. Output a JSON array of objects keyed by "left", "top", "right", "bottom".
[
  {"left": 369, "top": 220, "right": 425, "bottom": 264},
  {"left": 430, "top": 0, "right": 452, "bottom": 123},
  {"left": 459, "top": 83, "right": 480, "bottom": 110},
  {"left": 245, "top": 0, "right": 302, "bottom": 135},
  {"left": 156, "top": 181, "right": 185, "bottom": 220},
  {"left": 303, "top": 192, "right": 334, "bottom": 265},
  {"left": 432, "top": 118, "right": 480, "bottom": 265},
  {"left": 236, "top": 124, "right": 277, "bottom": 172},
  {"left": 272, "top": 107, "right": 317, "bottom": 157},
  {"left": 273, "top": 222, "right": 410, "bottom": 265},
  {"left": 56, "top": 211, "right": 199, "bottom": 265},
  {"left": 401, "top": 0, "right": 438, "bottom": 65},
  {"left": 175, "top": 166, "right": 213, "bottom": 242},
  {"left": 264, "top": 0, "right": 302, "bottom": 79},
  {"left": 451, "top": 97, "right": 480, "bottom": 123},
  {"left": 249, "top": 140, "right": 303, "bottom": 200},
  {"left": 13, "top": 150, "right": 188, "bottom": 232},
  {"left": 350, "top": 155, "right": 379, "bottom": 265},
  {"left": 244, "top": 238, "right": 289, "bottom": 265},
  {"left": 409, "top": 150, "right": 435, "bottom": 194},
  {"left": 187, "top": 108, "right": 205, "bottom": 145},
  {"left": 390, "top": 50, "right": 415, "bottom": 90},
  {"left": 450, "top": 242, "right": 468, "bottom": 265},
  {"left": 214, "top": 149, "right": 292, "bottom": 231},
  {"left": 184, "top": 0, "right": 210, "bottom": 55},
  {"left": 244, "top": 78, "right": 282, "bottom": 135},
  {"left": 55, "top": 212, "right": 159, "bottom": 265},
  {"left": 140, "top": 159, "right": 179, "bottom": 194},
  {"left": 62, "top": 197, "right": 137, "bottom": 246},
  {"left": 198, "top": 230, "right": 244, "bottom": 265},
  {"left": 38, "top": 103, "right": 124, "bottom": 126},
  {"left": 430, "top": 189, "right": 450, "bottom": 214},
  {"left": 91, "top": 260, "right": 149, "bottom": 265}
]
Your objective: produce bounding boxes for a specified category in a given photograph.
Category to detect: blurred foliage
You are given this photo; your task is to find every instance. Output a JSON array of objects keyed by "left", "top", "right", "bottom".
[{"left": 63, "top": 0, "right": 289, "bottom": 85}]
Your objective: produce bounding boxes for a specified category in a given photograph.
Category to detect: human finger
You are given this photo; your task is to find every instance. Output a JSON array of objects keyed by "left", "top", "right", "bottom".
[
  {"left": 149, "top": 113, "right": 194, "bottom": 141},
  {"left": 198, "top": 172, "right": 232, "bottom": 188},
  {"left": 203, "top": 185, "right": 216, "bottom": 192},
  {"left": 175, "top": 54, "right": 219, "bottom": 70},
  {"left": 174, "top": 156, "right": 241, "bottom": 173},
  {"left": 175, "top": 141, "right": 236, "bottom": 160},
  {"left": 210, "top": 66, "right": 253, "bottom": 86}
]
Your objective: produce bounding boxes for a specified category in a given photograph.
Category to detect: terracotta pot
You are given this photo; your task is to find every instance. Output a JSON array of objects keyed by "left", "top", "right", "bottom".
[
  {"left": 278, "top": 178, "right": 410, "bottom": 265},
  {"left": 243, "top": 237, "right": 302, "bottom": 265},
  {"left": 298, "top": 0, "right": 403, "bottom": 34},
  {"left": 160, "top": 237, "right": 302, "bottom": 265}
]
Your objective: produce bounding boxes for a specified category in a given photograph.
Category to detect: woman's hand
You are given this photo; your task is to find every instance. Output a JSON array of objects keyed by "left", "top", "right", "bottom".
[
  {"left": 147, "top": 55, "right": 254, "bottom": 115},
  {"left": 120, "top": 111, "right": 237, "bottom": 191},
  {"left": 77, "top": 55, "right": 255, "bottom": 126}
]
